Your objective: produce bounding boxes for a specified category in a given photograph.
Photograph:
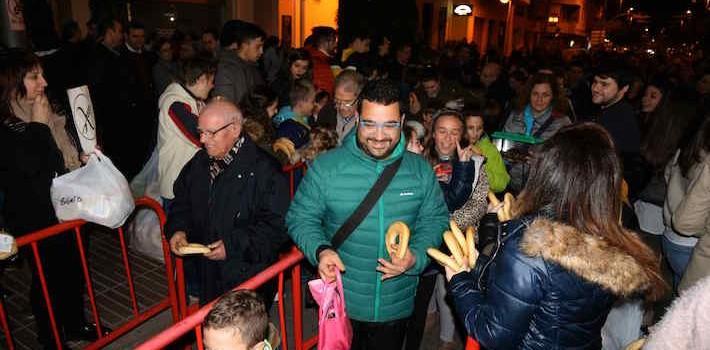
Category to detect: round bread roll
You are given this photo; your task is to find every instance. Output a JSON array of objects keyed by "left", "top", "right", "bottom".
[{"left": 386, "top": 221, "right": 410, "bottom": 259}]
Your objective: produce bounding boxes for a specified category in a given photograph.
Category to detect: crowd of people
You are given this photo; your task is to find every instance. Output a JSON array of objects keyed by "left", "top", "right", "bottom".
[{"left": 1, "top": 13, "right": 709, "bottom": 350}]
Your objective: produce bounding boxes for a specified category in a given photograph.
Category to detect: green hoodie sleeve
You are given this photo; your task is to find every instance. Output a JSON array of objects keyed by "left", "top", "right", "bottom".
[
  {"left": 478, "top": 136, "right": 510, "bottom": 193},
  {"left": 285, "top": 160, "right": 330, "bottom": 266},
  {"left": 408, "top": 158, "right": 449, "bottom": 275}
]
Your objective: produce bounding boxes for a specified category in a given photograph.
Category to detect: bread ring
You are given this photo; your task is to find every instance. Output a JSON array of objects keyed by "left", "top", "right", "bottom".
[
  {"left": 443, "top": 231, "right": 466, "bottom": 268},
  {"left": 273, "top": 138, "right": 296, "bottom": 160},
  {"left": 386, "top": 221, "right": 410, "bottom": 259},
  {"left": 449, "top": 220, "right": 468, "bottom": 257},
  {"left": 427, "top": 248, "right": 462, "bottom": 271},
  {"left": 178, "top": 243, "right": 211, "bottom": 255},
  {"left": 466, "top": 226, "right": 477, "bottom": 268}
]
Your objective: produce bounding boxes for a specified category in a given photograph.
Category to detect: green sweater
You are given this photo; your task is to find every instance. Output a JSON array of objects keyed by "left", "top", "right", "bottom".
[
  {"left": 477, "top": 135, "right": 510, "bottom": 193},
  {"left": 286, "top": 132, "right": 448, "bottom": 322}
]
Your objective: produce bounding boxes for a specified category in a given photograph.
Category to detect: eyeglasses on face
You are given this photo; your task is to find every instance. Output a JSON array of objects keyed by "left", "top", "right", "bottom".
[
  {"left": 334, "top": 98, "right": 359, "bottom": 108},
  {"left": 358, "top": 117, "right": 401, "bottom": 132},
  {"left": 198, "top": 122, "right": 234, "bottom": 138}
]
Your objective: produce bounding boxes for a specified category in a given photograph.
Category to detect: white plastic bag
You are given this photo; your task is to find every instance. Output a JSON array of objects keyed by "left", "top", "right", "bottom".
[
  {"left": 50, "top": 150, "right": 135, "bottom": 228},
  {"left": 126, "top": 150, "right": 164, "bottom": 262}
]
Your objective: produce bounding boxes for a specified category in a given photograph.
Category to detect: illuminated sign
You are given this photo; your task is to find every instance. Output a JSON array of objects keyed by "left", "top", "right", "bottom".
[{"left": 453, "top": 4, "right": 473, "bottom": 16}]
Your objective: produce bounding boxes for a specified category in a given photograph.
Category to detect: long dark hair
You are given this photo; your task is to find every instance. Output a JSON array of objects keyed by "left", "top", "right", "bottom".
[
  {"left": 239, "top": 85, "right": 278, "bottom": 143},
  {"left": 423, "top": 109, "right": 463, "bottom": 165},
  {"left": 640, "top": 93, "right": 695, "bottom": 173},
  {"left": 281, "top": 48, "right": 312, "bottom": 82},
  {"left": 515, "top": 122, "right": 666, "bottom": 301},
  {"left": 0, "top": 49, "right": 42, "bottom": 122},
  {"left": 679, "top": 115, "right": 710, "bottom": 177}
]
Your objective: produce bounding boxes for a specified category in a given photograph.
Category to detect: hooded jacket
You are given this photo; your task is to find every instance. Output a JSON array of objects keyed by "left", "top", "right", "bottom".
[
  {"left": 213, "top": 50, "right": 264, "bottom": 103},
  {"left": 286, "top": 131, "right": 449, "bottom": 322},
  {"left": 449, "top": 218, "right": 652, "bottom": 350}
]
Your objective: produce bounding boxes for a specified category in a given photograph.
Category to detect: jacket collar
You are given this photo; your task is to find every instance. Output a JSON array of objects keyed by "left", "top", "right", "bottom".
[
  {"left": 519, "top": 219, "right": 652, "bottom": 297},
  {"left": 200, "top": 135, "right": 259, "bottom": 177}
]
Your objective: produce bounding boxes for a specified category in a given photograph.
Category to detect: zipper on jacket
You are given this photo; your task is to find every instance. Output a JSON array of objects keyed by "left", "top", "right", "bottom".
[{"left": 374, "top": 162, "right": 384, "bottom": 321}]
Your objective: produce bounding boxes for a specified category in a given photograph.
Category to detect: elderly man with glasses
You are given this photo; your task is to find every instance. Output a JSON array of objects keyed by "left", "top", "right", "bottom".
[
  {"left": 315, "top": 70, "right": 366, "bottom": 144},
  {"left": 287, "top": 79, "right": 448, "bottom": 350},
  {"left": 166, "top": 100, "right": 290, "bottom": 306}
]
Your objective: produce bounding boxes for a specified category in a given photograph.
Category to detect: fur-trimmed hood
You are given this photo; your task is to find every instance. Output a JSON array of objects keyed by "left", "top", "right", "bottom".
[{"left": 520, "top": 219, "right": 651, "bottom": 297}]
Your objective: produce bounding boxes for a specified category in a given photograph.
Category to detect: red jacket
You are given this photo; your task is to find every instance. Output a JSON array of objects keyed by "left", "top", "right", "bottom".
[{"left": 306, "top": 47, "right": 335, "bottom": 95}]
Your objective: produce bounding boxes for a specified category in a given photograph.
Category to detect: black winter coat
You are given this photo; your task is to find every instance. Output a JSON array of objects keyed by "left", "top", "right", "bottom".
[
  {"left": 449, "top": 218, "right": 651, "bottom": 350},
  {"left": 0, "top": 122, "right": 65, "bottom": 234},
  {"left": 166, "top": 137, "right": 291, "bottom": 303}
]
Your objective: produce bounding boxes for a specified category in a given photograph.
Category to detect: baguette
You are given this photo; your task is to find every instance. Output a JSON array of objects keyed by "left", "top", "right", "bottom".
[
  {"left": 466, "top": 226, "right": 477, "bottom": 268},
  {"left": 487, "top": 191, "right": 501, "bottom": 206},
  {"left": 178, "top": 243, "right": 211, "bottom": 255},
  {"left": 443, "top": 231, "right": 466, "bottom": 268},
  {"left": 503, "top": 192, "right": 515, "bottom": 221},
  {"left": 489, "top": 191, "right": 508, "bottom": 221},
  {"left": 449, "top": 220, "right": 468, "bottom": 256},
  {"left": 385, "top": 221, "right": 410, "bottom": 259},
  {"left": 427, "top": 248, "right": 462, "bottom": 271}
]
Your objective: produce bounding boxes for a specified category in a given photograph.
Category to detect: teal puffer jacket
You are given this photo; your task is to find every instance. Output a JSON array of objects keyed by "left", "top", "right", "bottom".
[{"left": 287, "top": 131, "right": 448, "bottom": 322}]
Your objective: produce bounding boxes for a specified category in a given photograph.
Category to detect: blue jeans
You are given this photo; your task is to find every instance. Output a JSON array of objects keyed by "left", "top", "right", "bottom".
[{"left": 662, "top": 236, "right": 694, "bottom": 292}]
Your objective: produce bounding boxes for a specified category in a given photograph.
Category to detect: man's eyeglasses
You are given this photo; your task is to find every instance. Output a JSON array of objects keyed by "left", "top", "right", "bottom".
[
  {"left": 334, "top": 98, "right": 359, "bottom": 109},
  {"left": 358, "top": 117, "right": 401, "bottom": 132},
  {"left": 198, "top": 122, "right": 234, "bottom": 138}
]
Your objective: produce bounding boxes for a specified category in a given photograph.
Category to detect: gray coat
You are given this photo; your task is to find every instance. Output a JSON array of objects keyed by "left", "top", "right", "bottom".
[{"left": 214, "top": 50, "right": 264, "bottom": 103}]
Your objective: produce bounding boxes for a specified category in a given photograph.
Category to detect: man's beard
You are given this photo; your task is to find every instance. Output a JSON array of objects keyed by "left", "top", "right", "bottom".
[{"left": 357, "top": 137, "right": 397, "bottom": 160}]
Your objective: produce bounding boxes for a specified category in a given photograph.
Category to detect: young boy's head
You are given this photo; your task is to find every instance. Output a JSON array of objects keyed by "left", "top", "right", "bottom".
[
  {"left": 203, "top": 290, "right": 268, "bottom": 350},
  {"left": 290, "top": 79, "right": 316, "bottom": 117}
]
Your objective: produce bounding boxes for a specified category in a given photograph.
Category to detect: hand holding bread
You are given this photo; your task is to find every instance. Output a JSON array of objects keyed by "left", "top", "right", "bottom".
[
  {"left": 386, "top": 221, "right": 410, "bottom": 259},
  {"left": 178, "top": 243, "right": 212, "bottom": 255},
  {"left": 426, "top": 220, "right": 479, "bottom": 274},
  {"left": 488, "top": 191, "right": 516, "bottom": 222}
]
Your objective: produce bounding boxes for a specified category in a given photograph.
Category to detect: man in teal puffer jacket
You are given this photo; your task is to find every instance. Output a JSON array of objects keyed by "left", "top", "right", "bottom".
[{"left": 286, "top": 79, "right": 448, "bottom": 350}]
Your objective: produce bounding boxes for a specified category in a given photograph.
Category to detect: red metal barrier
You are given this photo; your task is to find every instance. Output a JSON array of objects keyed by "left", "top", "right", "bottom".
[
  {"left": 143, "top": 244, "right": 481, "bottom": 350},
  {"left": 282, "top": 162, "right": 307, "bottom": 199},
  {"left": 136, "top": 247, "right": 316, "bottom": 350},
  {"left": 0, "top": 197, "right": 180, "bottom": 350}
]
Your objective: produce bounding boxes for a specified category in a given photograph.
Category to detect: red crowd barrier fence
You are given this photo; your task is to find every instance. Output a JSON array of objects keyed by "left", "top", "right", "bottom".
[
  {"left": 136, "top": 247, "right": 317, "bottom": 350},
  {"left": 0, "top": 197, "right": 181, "bottom": 350}
]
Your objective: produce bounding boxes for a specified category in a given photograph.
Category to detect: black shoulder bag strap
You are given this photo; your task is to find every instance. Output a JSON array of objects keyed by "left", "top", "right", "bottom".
[{"left": 330, "top": 157, "right": 403, "bottom": 249}]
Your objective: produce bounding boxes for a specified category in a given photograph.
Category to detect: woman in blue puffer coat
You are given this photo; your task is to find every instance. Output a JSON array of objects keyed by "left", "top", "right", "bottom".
[{"left": 445, "top": 123, "right": 667, "bottom": 349}]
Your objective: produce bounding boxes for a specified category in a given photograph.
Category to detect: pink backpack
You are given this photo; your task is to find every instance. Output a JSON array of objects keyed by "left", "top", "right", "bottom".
[{"left": 308, "top": 270, "right": 353, "bottom": 350}]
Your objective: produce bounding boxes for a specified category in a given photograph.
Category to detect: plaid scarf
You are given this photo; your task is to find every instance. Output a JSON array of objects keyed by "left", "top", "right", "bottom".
[{"left": 209, "top": 136, "right": 245, "bottom": 182}]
